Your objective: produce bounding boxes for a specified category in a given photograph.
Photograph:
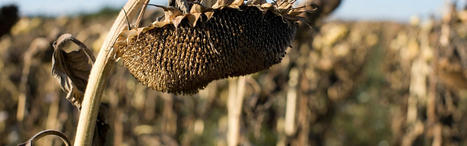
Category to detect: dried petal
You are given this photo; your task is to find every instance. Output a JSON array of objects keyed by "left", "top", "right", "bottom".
[
  {"left": 190, "top": 4, "right": 203, "bottom": 13},
  {"left": 229, "top": 0, "right": 244, "bottom": 8},
  {"left": 172, "top": 15, "right": 186, "bottom": 28},
  {"left": 204, "top": 11, "right": 215, "bottom": 20},
  {"left": 186, "top": 13, "right": 202, "bottom": 27}
]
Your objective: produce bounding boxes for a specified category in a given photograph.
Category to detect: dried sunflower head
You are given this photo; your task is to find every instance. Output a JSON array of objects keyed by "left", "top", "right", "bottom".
[{"left": 114, "top": 0, "right": 309, "bottom": 94}]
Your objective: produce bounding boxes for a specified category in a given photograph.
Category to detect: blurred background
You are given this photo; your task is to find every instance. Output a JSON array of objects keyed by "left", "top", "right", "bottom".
[
  {"left": 0, "top": 0, "right": 466, "bottom": 146},
  {"left": 0, "top": 0, "right": 455, "bottom": 21}
]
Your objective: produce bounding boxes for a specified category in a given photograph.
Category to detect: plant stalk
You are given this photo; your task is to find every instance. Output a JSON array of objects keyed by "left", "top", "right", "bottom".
[
  {"left": 227, "top": 77, "right": 246, "bottom": 146},
  {"left": 285, "top": 68, "right": 299, "bottom": 136},
  {"left": 73, "top": 0, "right": 148, "bottom": 145}
]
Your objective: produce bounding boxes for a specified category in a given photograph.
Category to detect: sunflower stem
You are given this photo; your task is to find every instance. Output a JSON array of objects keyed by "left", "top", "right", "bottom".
[{"left": 73, "top": 0, "right": 148, "bottom": 145}]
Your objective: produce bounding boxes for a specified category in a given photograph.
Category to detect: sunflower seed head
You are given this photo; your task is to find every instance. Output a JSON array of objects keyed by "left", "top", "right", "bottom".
[{"left": 115, "top": 0, "right": 309, "bottom": 94}]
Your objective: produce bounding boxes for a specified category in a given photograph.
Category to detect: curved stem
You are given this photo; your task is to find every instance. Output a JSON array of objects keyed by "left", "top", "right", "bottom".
[{"left": 73, "top": 0, "right": 148, "bottom": 145}]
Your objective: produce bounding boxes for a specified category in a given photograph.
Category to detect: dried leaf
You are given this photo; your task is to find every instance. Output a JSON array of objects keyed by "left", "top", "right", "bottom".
[{"left": 52, "top": 33, "right": 95, "bottom": 109}]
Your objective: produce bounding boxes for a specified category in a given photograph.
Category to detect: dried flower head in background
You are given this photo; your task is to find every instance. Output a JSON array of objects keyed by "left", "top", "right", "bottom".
[
  {"left": 0, "top": 5, "right": 19, "bottom": 37},
  {"left": 115, "top": 0, "right": 310, "bottom": 94}
]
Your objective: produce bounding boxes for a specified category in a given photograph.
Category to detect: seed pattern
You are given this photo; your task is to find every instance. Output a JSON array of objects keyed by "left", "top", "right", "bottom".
[{"left": 115, "top": 3, "right": 302, "bottom": 94}]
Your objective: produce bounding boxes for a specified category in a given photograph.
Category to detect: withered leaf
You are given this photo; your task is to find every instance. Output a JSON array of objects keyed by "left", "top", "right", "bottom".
[{"left": 52, "top": 33, "right": 95, "bottom": 109}]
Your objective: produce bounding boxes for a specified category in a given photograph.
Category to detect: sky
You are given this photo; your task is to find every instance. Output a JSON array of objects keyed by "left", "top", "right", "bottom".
[{"left": 0, "top": 0, "right": 464, "bottom": 22}]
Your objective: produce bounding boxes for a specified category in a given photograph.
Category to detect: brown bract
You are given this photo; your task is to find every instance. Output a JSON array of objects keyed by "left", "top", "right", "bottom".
[{"left": 115, "top": 0, "right": 308, "bottom": 94}]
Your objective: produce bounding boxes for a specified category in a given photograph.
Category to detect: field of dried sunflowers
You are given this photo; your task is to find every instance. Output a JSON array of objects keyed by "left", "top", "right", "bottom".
[{"left": 0, "top": 1, "right": 466, "bottom": 146}]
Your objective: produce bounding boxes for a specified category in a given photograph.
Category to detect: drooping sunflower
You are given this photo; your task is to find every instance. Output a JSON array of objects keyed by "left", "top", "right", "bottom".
[{"left": 115, "top": 0, "right": 311, "bottom": 93}]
